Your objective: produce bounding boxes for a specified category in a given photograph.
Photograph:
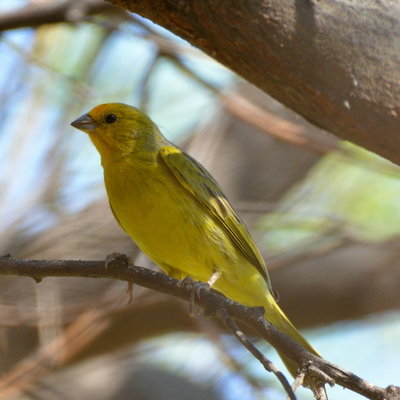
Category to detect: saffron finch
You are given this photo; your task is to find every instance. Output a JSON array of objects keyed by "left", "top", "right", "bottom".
[{"left": 71, "top": 103, "right": 321, "bottom": 376}]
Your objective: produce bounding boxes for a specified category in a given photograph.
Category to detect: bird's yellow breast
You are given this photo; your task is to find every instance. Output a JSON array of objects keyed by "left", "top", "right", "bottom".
[
  {"left": 104, "top": 155, "right": 232, "bottom": 282},
  {"left": 104, "top": 153, "right": 268, "bottom": 306}
]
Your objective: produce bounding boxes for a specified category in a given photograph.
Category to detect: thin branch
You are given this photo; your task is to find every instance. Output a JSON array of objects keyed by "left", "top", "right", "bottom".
[
  {"left": 221, "top": 94, "right": 338, "bottom": 155},
  {"left": 137, "top": 50, "right": 162, "bottom": 112},
  {"left": 291, "top": 370, "right": 306, "bottom": 397},
  {"left": 216, "top": 307, "right": 297, "bottom": 400},
  {"left": 0, "top": 254, "right": 398, "bottom": 400},
  {"left": 187, "top": 305, "right": 268, "bottom": 396},
  {"left": 0, "top": 0, "right": 120, "bottom": 31}
]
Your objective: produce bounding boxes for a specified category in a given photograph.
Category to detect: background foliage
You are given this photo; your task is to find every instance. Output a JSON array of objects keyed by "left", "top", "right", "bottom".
[{"left": 1, "top": 1, "right": 400, "bottom": 399}]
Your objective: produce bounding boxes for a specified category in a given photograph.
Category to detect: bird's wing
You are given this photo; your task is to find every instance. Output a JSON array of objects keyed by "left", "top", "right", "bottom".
[{"left": 159, "top": 145, "right": 270, "bottom": 285}]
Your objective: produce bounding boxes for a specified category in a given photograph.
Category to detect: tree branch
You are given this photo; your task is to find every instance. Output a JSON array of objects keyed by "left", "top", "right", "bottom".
[
  {"left": 0, "top": 0, "right": 120, "bottom": 31},
  {"left": 106, "top": 0, "right": 400, "bottom": 167},
  {"left": 1, "top": 254, "right": 398, "bottom": 400},
  {"left": 216, "top": 307, "right": 296, "bottom": 400},
  {"left": 2, "top": 1, "right": 400, "bottom": 165}
]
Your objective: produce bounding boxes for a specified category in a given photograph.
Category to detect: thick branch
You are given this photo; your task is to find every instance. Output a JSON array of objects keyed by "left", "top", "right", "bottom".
[
  {"left": 1, "top": 255, "right": 398, "bottom": 400},
  {"left": 2, "top": 1, "right": 399, "bottom": 165},
  {"left": 2, "top": 0, "right": 400, "bottom": 166},
  {"left": 107, "top": 0, "right": 400, "bottom": 166}
]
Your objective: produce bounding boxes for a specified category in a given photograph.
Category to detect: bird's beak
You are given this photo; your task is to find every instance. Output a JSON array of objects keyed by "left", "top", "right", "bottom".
[{"left": 70, "top": 113, "right": 96, "bottom": 133}]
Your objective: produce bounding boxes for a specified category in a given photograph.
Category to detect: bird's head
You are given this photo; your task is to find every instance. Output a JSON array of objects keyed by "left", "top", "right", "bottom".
[{"left": 71, "top": 103, "right": 165, "bottom": 163}]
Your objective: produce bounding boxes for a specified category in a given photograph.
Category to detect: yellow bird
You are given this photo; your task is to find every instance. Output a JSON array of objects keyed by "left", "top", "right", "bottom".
[{"left": 71, "top": 103, "right": 321, "bottom": 377}]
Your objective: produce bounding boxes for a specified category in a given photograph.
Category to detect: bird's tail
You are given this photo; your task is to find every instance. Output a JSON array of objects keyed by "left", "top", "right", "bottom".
[{"left": 264, "top": 296, "right": 322, "bottom": 378}]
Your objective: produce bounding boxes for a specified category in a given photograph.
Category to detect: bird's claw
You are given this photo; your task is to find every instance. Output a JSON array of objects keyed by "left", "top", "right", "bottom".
[
  {"left": 125, "top": 282, "right": 134, "bottom": 305},
  {"left": 105, "top": 252, "right": 132, "bottom": 268},
  {"left": 182, "top": 276, "right": 211, "bottom": 318},
  {"left": 105, "top": 253, "right": 134, "bottom": 305}
]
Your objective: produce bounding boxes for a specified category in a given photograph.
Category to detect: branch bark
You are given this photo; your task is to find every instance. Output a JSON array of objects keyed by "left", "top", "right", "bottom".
[
  {"left": 1, "top": 1, "right": 399, "bottom": 160},
  {"left": 106, "top": 0, "right": 400, "bottom": 166},
  {"left": 1, "top": 254, "right": 398, "bottom": 400}
]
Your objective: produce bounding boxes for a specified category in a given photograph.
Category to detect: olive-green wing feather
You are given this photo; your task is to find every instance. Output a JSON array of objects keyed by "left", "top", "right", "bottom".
[{"left": 159, "top": 145, "right": 270, "bottom": 285}]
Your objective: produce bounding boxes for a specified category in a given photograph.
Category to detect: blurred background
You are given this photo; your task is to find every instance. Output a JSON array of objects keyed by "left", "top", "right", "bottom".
[{"left": 1, "top": 1, "right": 400, "bottom": 399}]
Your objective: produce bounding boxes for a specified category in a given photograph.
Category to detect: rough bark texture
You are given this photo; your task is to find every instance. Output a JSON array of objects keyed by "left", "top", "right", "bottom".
[{"left": 110, "top": 0, "right": 400, "bottom": 166}]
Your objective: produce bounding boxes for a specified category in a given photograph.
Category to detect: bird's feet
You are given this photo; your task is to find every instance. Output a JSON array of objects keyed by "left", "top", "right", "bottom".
[
  {"left": 181, "top": 276, "right": 210, "bottom": 317},
  {"left": 105, "top": 253, "right": 134, "bottom": 305},
  {"left": 182, "top": 276, "right": 210, "bottom": 301},
  {"left": 105, "top": 252, "right": 132, "bottom": 268},
  {"left": 182, "top": 271, "right": 221, "bottom": 317}
]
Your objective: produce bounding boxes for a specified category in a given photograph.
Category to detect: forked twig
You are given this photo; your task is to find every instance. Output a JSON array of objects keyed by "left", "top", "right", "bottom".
[{"left": 216, "top": 306, "right": 297, "bottom": 400}]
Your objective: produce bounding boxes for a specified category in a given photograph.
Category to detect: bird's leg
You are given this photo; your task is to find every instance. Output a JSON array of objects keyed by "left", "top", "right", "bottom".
[
  {"left": 183, "top": 271, "right": 222, "bottom": 317},
  {"left": 105, "top": 253, "right": 134, "bottom": 305},
  {"left": 185, "top": 271, "right": 221, "bottom": 302},
  {"left": 207, "top": 271, "right": 221, "bottom": 287}
]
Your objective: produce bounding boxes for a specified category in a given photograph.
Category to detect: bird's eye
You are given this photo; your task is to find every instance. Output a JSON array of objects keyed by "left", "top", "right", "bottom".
[{"left": 105, "top": 114, "right": 117, "bottom": 124}]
